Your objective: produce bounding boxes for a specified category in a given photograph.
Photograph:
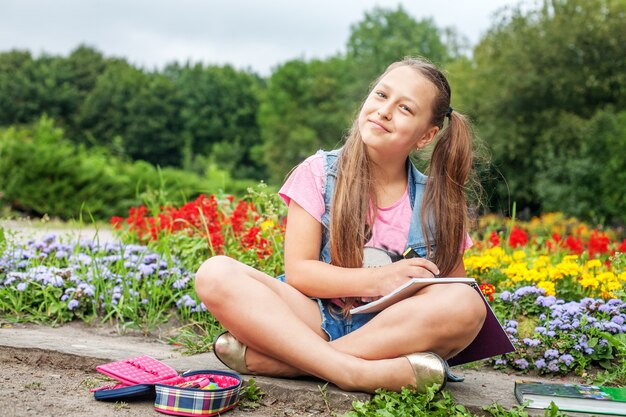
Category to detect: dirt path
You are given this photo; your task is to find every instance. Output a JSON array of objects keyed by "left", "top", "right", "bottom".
[
  {"left": 1, "top": 219, "right": 118, "bottom": 244},
  {"left": 0, "top": 346, "right": 323, "bottom": 417}
]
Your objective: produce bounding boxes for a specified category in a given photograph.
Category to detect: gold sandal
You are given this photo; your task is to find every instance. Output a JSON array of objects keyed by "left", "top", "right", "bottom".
[
  {"left": 213, "top": 331, "right": 255, "bottom": 375},
  {"left": 404, "top": 352, "right": 447, "bottom": 393}
]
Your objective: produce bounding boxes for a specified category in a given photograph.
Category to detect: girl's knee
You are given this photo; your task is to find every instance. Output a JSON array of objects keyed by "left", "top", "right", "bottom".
[
  {"left": 439, "top": 284, "right": 487, "bottom": 332},
  {"left": 195, "top": 256, "right": 240, "bottom": 302},
  {"left": 460, "top": 286, "right": 487, "bottom": 326}
]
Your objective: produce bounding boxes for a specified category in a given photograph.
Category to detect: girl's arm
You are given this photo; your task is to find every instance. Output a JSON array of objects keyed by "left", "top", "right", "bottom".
[{"left": 284, "top": 200, "right": 439, "bottom": 298}]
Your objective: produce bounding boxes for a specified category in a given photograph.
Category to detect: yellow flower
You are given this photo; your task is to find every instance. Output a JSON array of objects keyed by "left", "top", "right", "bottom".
[
  {"left": 260, "top": 219, "right": 275, "bottom": 231},
  {"left": 552, "top": 259, "right": 582, "bottom": 279},
  {"left": 485, "top": 246, "right": 507, "bottom": 260},
  {"left": 503, "top": 262, "right": 530, "bottom": 283},
  {"left": 533, "top": 256, "right": 551, "bottom": 270},
  {"left": 465, "top": 255, "right": 498, "bottom": 272},
  {"left": 513, "top": 251, "right": 526, "bottom": 261},
  {"left": 580, "top": 273, "right": 600, "bottom": 290},
  {"left": 585, "top": 259, "right": 602, "bottom": 269}
]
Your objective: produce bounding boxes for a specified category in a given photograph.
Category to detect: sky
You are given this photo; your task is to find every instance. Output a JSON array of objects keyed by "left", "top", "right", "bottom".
[{"left": 0, "top": 0, "right": 522, "bottom": 76}]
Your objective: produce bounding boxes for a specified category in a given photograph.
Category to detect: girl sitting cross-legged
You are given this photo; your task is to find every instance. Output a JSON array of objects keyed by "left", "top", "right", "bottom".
[{"left": 195, "top": 56, "right": 487, "bottom": 394}]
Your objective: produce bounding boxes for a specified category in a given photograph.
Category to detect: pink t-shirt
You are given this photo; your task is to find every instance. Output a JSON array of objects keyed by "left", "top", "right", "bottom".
[
  {"left": 279, "top": 154, "right": 412, "bottom": 256},
  {"left": 279, "top": 153, "right": 472, "bottom": 257}
]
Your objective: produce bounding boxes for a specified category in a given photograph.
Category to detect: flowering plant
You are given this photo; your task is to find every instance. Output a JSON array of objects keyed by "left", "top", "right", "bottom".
[
  {"left": 466, "top": 213, "right": 626, "bottom": 301},
  {"left": 111, "top": 184, "right": 287, "bottom": 276},
  {"left": 492, "top": 286, "right": 625, "bottom": 375}
]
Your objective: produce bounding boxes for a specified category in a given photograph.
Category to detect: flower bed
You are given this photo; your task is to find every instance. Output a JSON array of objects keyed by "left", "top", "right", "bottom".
[{"left": 1, "top": 192, "right": 625, "bottom": 382}]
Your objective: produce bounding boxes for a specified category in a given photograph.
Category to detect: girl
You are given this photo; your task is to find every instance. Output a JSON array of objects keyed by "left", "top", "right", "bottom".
[{"left": 195, "top": 57, "right": 486, "bottom": 393}]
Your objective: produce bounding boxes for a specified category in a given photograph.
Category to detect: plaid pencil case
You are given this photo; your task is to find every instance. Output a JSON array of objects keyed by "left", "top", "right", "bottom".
[{"left": 91, "top": 355, "right": 242, "bottom": 416}]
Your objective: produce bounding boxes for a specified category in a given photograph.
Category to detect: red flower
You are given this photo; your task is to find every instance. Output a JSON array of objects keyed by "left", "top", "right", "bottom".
[
  {"left": 230, "top": 200, "right": 251, "bottom": 233},
  {"left": 110, "top": 216, "right": 124, "bottom": 229},
  {"left": 588, "top": 230, "right": 610, "bottom": 258},
  {"left": 488, "top": 231, "right": 500, "bottom": 247},
  {"left": 618, "top": 239, "right": 626, "bottom": 253},
  {"left": 563, "top": 236, "right": 584, "bottom": 255},
  {"left": 479, "top": 283, "right": 496, "bottom": 302},
  {"left": 508, "top": 226, "right": 528, "bottom": 248},
  {"left": 241, "top": 226, "right": 272, "bottom": 259}
]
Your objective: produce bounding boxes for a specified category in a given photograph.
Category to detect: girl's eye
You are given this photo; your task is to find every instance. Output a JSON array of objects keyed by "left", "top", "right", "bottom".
[
  {"left": 375, "top": 91, "right": 387, "bottom": 99},
  {"left": 400, "top": 105, "right": 413, "bottom": 113}
]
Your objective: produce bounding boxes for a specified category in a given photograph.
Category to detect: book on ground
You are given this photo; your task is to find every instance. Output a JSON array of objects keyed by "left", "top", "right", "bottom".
[
  {"left": 349, "top": 277, "right": 515, "bottom": 366},
  {"left": 515, "top": 379, "right": 626, "bottom": 416}
]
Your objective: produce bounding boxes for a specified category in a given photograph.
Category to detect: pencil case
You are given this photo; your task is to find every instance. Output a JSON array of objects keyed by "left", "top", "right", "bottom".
[{"left": 91, "top": 355, "right": 242, "bottom": 416}]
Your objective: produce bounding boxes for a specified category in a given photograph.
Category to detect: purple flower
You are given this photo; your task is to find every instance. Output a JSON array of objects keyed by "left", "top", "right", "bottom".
[
  {"left": 500, "top": 291, "right": 512, "bottom": 302},
  {"left": 535, "top": 326, "right": 546, "bottom": 335},
  {"left": 547, "top": 360, "right": 560, "bottom": 373},
  {"left": 16, "top": 282, "right": 27, "bottom": 292},
  {"left": 536, "top": 296, "right": 556, "bottom": 308},
  {"left": 601, "top": 322, "right": 622, "bottom": 333},
  {"left": 43, "top": 234, "right": 56, "bottom": 245},
  {"left": 191, "top": 302, "right": 207, "bottom": 313},
  {"left": 68, "top": 300, "right": 80, "bottom": 310},
  {"left": 523, "top": 338, "right": 541, "bottom": 347},
  {"left": 611, "top": 316, "right": 625, "bottom": 325},
  {"left": 514, "top": 358, "right": 529, "bottom": 369},
  {"left": 598, "top": 304, "right": 616, "bottom": 314},
  {"left": 143, "top": 253, "right": 159, "bottom": 264},
  {"left": 172, "top": 277, "right": 190, "bottom": 290},
  {"left": 176, "top": 295, "right": 197, "bottom": 309},
  {"left": 544, "top": 349, "right": 559, "bottom": 359},
  {"left": 494, "top": 358, "right": 508, "bottom": 366},
  {"left": 559, "top": 354, "right": 574, "bottom": 366},
  {"left": 138, "top": 263, "right": 156, "bottom": 276},
  {"left": 534, "top": 359, "right": 546, "bottom": 369},
  {"left": 512, "top": 286, "right": 545, "bottom": 301}
]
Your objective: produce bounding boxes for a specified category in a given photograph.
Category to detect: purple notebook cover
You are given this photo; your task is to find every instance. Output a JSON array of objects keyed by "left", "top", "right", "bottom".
[{"left": 447, "top": 285, "right": 515, "bottom": 366}]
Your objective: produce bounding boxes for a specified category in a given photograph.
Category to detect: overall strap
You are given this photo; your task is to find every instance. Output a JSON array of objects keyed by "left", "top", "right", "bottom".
[
  {"left": 319, "top": 151, "right": 435, "bottom": 262},
  {"left": 405, "top": 159, "right": 435, "bottom": 252},
  {"left": 319, "top": 149, "right": 340, "bottom": 263}
]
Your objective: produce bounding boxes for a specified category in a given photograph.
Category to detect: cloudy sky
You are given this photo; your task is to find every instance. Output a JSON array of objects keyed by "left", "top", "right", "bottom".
[{"left": 1, "top": 0, "right": 521, "bottom": 75}]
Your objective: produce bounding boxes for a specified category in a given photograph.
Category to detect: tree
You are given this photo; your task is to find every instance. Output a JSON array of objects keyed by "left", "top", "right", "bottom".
[
  {"left": 346, "top": 6, "right": 452, "bottom": 99},
  {"left": 0, "top": 50, "right": 36, "bottom": 124},
  {"left": 469, "top": 0, "right": 626, "bottom": 218},
  {"left": 0, "top": 47, "right": 112, "bottom": 131},
  {"left": 258, "top": 57, "right": 353, "bottom": 183},
  {"left": 165, "top": 63, "right": 265, "bottom": 179},
  {"left": 77, "top": 62, "right": 185, "bottom": 166}
]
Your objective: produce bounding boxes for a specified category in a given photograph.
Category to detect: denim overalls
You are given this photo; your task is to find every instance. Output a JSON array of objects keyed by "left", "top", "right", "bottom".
[{"left": 278, "top": 149, "right": 436, "bottom": 341}]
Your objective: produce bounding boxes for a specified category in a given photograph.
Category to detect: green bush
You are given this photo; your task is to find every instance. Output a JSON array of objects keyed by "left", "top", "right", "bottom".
[
  {"left": 534, "top": 109, "right": 626, "bottom": 225},
  {"left": 0, "top": 117, "right": 257, "bottom": 220}
]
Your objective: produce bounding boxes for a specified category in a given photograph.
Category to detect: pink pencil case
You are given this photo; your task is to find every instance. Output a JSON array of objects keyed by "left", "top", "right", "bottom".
[{"left": 92, "top": 355, "right": 242, "bottom": 416}]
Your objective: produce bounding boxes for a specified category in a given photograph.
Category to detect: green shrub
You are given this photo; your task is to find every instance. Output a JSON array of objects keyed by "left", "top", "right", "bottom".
[{"left": 0, "top": 117, "right": 257, "bottom": 220}]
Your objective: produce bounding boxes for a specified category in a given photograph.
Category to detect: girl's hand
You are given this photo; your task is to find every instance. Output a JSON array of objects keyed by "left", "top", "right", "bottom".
[{"left": 374, "top": 258, "right": 440, "bottom": 296}]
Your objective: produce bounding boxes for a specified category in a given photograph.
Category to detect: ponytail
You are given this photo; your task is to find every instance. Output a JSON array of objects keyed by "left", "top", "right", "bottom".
[{"left": 423, "top": 110, "right": 473, "bottom": 276}]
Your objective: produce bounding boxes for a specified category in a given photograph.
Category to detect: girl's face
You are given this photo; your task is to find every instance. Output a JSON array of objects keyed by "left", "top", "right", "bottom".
[{"left": 358, "top": 66, "right": 439, "bottom": 157}]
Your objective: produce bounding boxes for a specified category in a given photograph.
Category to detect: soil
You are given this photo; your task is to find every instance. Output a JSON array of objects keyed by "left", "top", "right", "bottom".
[{"left": 0, "top": 346, "right": 324, "bottom": 417}]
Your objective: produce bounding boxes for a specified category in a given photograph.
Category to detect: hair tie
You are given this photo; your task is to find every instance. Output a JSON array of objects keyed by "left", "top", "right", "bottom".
[{"left": 446, "top": 107, "right": 453, "bottom": 119}]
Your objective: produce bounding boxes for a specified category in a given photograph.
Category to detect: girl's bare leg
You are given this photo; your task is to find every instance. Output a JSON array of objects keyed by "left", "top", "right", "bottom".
[
  {"left": 330, "top": 283, "right": 487, "bottom": 360},
  {"left": 195, "top": 256, "right": 417, "bottom": 392}
]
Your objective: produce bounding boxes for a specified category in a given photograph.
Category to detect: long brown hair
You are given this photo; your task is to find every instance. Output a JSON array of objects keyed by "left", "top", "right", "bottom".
[{"left": 330, "top": 57, "right": 474, "bottom": 314}]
